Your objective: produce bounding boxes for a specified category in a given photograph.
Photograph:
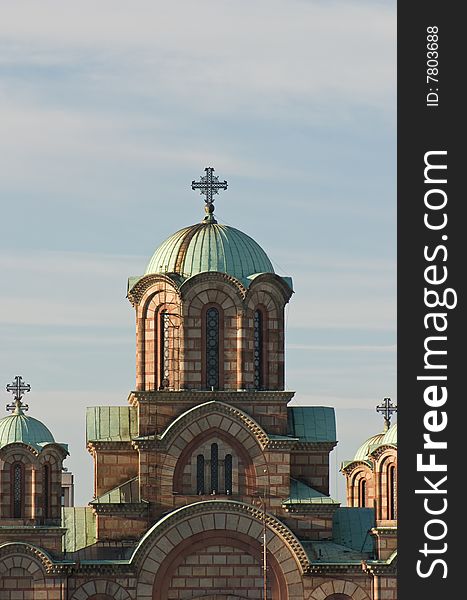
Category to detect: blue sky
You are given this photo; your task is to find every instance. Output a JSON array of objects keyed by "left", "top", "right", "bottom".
[{"left": 0, "top": 0, "right": 396, "bottom": 504}]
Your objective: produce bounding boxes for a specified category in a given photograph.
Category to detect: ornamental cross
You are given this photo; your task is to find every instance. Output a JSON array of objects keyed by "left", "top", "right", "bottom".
[
  {"left": 6, "top": 375, "right": 30, "bottom": 414},
  {"left": 376, "top": 397, "right": 397, "bottom": 430},
  {"left": 191, "top": 167, "right": 227, "bottom": 221}
]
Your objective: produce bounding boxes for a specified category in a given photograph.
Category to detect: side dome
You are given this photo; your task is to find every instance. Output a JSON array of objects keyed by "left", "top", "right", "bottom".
[
  {"left": 0, "top": 413, "right": 55, "bottom": 451},
  {"left": 145, "top": 222, "right": 275, "bottom": 281},
  {"left": 381, "top": 421, "right": 397, "bottom": 446},
  {"left": 353, "top": 432, "right": 385, "bottom": 462}
]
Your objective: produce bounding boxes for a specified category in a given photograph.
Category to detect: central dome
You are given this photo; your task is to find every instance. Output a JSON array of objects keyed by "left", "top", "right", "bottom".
[{"left": 145, "top": 222, "right": 275, "bottom": 281}]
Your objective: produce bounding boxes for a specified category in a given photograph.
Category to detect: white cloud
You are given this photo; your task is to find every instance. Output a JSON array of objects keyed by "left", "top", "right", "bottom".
[{"left": 0, "top": 1, "right": 396, "bottom": 112}]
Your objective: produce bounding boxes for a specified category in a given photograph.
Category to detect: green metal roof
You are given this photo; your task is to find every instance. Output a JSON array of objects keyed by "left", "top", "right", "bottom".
[
  {"left": 381, "top": 421, "right": 397, "bottom": 446},
  {"left": 62, "top": 507, "right": 97, "bottom": 553},
  {"left": 91, "top": 477, "right": 141, "bottom": 504},
  {"left": 0, "top": 413, "right": 57, "bottom": 451},
  {"left": 145, "top": 222, "right": 275, "bottom": 281},
  {"left": 353, "top": 432, "right": 386, "bottom": 461},
  {"left": 86, "top": 406, "right": 138, "bottom": 443},
  {"left": 284, "top": 479, "right": 339, "bottom": 505},
  {"left": 302, "top": 540, "right": 372, "bottom": 563},
  {"left": 287, "top": 407, "right": 336, "bottom": 442},
  {"left": 332, "top": 507, "right": 375, "bottom": 554}
]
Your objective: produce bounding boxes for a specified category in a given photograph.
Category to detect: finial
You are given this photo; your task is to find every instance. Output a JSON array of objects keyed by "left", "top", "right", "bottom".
[
  {"left": 6, "top": 375, "right": 31, "bottom": 415},
  {"left": 191, "top": 167, "right": 228, "bottom": 223},
  {"left": 376, "top": 397, "right": 397, "bottom": 431}
]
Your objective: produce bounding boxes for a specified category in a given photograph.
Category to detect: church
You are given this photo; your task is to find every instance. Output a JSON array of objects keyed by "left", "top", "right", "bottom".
[{"left": 0, "top": 168, "right": 397, "bottom": 599}]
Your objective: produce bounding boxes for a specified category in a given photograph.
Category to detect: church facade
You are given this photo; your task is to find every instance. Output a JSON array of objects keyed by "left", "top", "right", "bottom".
[{"left": 0, "top": 169, "right": 397, "bottom": 599}]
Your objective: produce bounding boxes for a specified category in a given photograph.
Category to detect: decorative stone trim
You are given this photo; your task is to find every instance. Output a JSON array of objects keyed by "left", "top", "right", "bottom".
[
  {"left": 369, "top": 444, "right": 397, "bottom": 460},
  {"left": 128, "top": 389, "right": 296, "bottom": 405},
  {"left": 247, "top": 273, "right": 294, "bottom": 303},
  {"left": 131, "top": 499, "right": 309, "bottom": 573},
  {"left": 361, "top": 557, "right": 397, "bottom": 576},
  {"left": 340, "top": 460, "right": 372, "bottom": 476},
  {"left": 127, "top": 273, "right": 182, "bottom": 307},
  {"left": 0, "top": 441, "right": 68, "bottom": 459},
  {"left": 265, "top": 438, "right": 299, "bottom": 450},
  {"left": 307, "top": 579, "right": 372, "bottom": 600},
  {"left": 179, "top": 271, "right": 248, "bottom": 302},
  {"left": 69, "top": 579, "right": 133, "bottom": 600},
  {"left": 370, "top": 527, "right": 398, "bottom": 536},
  {"left": 159, "top": 401, "right": 270, "bottom": 449},
  {"left": 294, "top": 442, "right": 337, "bottom": 451},
  {"left": 282, "top": 504, "right": 339, "bottom": 515},
  {"left": 0, "top": 542, "right": 56, "bottom": 575},
  {"left": 90, "top": 502, "right": 149, "bottom": 515},
  {"left": 87, "top": 441, "right": 134, "bottom": 453},
  {"left": 307, "top": 563, "right": 368, "bottom": 575}
]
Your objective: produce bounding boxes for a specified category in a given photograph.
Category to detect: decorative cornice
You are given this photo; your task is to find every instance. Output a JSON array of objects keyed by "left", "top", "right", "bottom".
[
  {"left": 87, "top": 441, "right": 134, "bottom": 454},
  {"left": 264, "top": 439, "right": 299, "bottom": 450},
  {"left": 0, "top": 542, "right": 64, "bottom": 575},
  {"left": 293, "top": 441, "right": 337, "bottom": 452},
  {"left": 179, "top": 271, "right": 248, "bottom": 302},
  {"left": 0, "top": 526, "right": 66, "bottom": 535},
  {"left": 0, "top": 441, "right": 68, "bottom": 459},
  {"left": 281, "top": 504, "right": 339, "bottom": 514},
  {"left": 161, "top": 401, "right": 270, "bottom": 448},
  {"left": 340, "top": 460, "right": 373, "bottom": 476},
  {"left": 362, "top": 559, "right": 397, "bottom": 576},
  {"left": 306, "top": 562, "right": 368, "bottom": 575},
  {"left": 369, "top": 444, "right": 397, "bottom": 460},
  {"left": 128, "top": 389, "right": 296, "bottom": 405},
  {"left": 370, "top": 527, "right": 398, "bottom": 536},
  {"left": 127, "top": 273, "right": 182, "bottom": 307},
  {"left": 90, "top": 502, "right": 149, "bottom": 516},
  {"left": 247, "top": 272, "right": 294, "bottom": 303}
]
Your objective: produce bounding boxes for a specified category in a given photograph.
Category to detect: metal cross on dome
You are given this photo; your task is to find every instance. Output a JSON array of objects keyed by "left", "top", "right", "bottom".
[
  {"left": 376, "top": 397, "right": 397, "bottom": 431},
  {"left": 191, "top": 167, "right": 228, "bottom": 215},
  {"left": 6, "top": 375, "right": 30, "bottom": 414}
]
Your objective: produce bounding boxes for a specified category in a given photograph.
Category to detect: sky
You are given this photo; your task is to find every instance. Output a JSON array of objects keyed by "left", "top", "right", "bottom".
[{"left": 0, "top": 0, "right": 396, "bottom": 505}]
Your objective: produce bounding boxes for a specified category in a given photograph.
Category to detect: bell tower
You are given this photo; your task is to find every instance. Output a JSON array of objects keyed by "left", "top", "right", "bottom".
[{"left": 127, "top": 167, "right": 294, "bottom": 393}]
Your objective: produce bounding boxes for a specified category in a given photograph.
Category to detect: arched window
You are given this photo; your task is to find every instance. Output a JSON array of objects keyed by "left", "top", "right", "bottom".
[
  {"left": 388, "top": 464, "right": 397, "bottom": 519},
  {"left": 206, "top": 307, "right": 219, "bottom": 389},
  {"left": 12, "top": 462, "right": 24, "bottom": 518},
  {"left": 225, "top": 454, "right": 233, "bottom": 495},
  {"left": 254, "top": 309, "right": 264, "bottom": 389},
  {"left": 159, "top": 309, "right": 170, "bottom": 389},
  {"left": 196, "top": 454, "right": 205, "bottom": 494},
  {"left": 210, "top": 443, "right": 219, "bottom": 493},
  {"left": 43, "top": 464, "right": 50, "bottom": 520},
  {"left": 359, "top": 478, "right": 367, "bottom": 508}
]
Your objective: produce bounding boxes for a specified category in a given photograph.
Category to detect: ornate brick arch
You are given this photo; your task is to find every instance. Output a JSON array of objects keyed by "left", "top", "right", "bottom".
[
  {"left": 160, "top": 401, "right": 269, "bottom": 449},
  {"left": 69, "top": 580, "right": 133, "bottom": 600},
  {"left": 246, "top": 273, "right": 293, "bottom": 306},
  {"left": 0, "top": 543, "right": 51, "bottom": 580},
  {"left": 133, "top": 500, "right": 307, "bottom": 600},
  {"left": 307, "top": 581, "right": 371, "bottom": 600},
  {"left": 160, "top": 401, "right": 268, "bottom": 497},
  {"left": 180, "top": 272, "right": 247, "bottom": 306}
]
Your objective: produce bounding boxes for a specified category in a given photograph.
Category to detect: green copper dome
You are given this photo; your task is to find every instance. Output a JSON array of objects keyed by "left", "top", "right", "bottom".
[
  {"left": 145, "top": 222, "right": 275, "bottom": 281},
  {"left": 353, "top": 432, "right": 385, "bottom": 462},
  {"left": 0, "top": 412, "right": 55, "bottom": 451},
  {"left": 381, "top": 421, "right": 397, "bottom": 446}
]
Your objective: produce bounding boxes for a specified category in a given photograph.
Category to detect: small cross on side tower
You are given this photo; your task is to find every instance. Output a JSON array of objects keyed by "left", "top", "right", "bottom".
[
  {"left": 376, "top": 397, "right": 397, "bottom": 431},
  {"left": 6, "top": 375, "right": 31, "bottom": 414}
]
